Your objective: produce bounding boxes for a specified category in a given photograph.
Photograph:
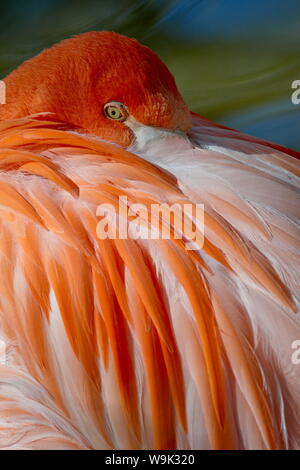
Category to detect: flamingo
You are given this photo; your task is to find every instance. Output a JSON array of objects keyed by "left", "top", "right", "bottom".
[{"left": 0, "top": 31, "right": 299, "bottom": 450}]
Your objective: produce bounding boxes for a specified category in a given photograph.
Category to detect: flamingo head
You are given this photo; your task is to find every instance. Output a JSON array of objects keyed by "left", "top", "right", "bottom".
[{"left": 2, "top": 31, "right": 192, "bottom": 149}]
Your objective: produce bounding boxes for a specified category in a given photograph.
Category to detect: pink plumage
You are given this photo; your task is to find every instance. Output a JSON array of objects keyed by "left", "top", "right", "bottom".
[{"left": 0, "top": 32, "right": 299, "bottom": 450}]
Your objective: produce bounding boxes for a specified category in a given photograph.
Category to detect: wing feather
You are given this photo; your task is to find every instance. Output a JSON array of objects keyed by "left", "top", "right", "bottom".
[{"left": 0, "top": 116, "right": 299, "bottom": 450}]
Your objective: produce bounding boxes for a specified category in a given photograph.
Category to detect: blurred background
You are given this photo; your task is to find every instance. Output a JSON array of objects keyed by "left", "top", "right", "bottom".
[{"left": 0, "top": 0, "right": 299, "bottom": 149}]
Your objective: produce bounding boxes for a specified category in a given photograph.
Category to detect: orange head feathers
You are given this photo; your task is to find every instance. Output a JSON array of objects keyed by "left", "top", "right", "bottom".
[{"left": 0, "top": 31, "right": 191, "bottom": 147}]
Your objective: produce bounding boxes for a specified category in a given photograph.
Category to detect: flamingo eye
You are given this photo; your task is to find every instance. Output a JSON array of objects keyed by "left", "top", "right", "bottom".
[{"left": 103, "top": 102, "right": 128, "bottom": 121}]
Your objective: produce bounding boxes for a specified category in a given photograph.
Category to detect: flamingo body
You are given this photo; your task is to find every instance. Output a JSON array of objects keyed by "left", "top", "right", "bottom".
[{"left": 0, "top": 32, "right": 299, "bottom": 450}]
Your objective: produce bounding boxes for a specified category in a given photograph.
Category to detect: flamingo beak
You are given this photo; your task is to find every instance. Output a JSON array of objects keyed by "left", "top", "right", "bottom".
[{"left": 126, "top": 116, "right": 194, "bottom": 158}]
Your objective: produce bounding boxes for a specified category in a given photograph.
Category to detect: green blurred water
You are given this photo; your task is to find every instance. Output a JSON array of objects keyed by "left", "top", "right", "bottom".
[{"left": 0, "top": 0, "right": 299, "bottom": 149}]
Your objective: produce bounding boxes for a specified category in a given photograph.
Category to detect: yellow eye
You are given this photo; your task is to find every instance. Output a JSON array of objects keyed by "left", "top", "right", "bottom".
[{"left": 103, "top": 101, "right": 128, "bottom": 121}]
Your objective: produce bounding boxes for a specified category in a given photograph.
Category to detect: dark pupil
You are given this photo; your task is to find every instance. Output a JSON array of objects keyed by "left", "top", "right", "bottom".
[{"left": 110, "top": 108, "right": 118, "bottom": 117}]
